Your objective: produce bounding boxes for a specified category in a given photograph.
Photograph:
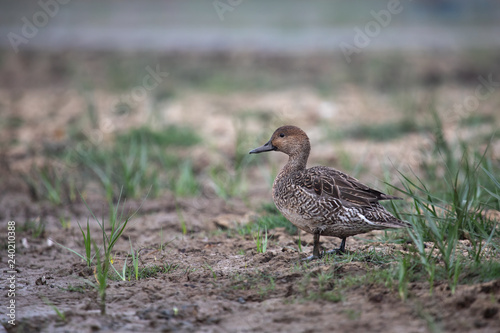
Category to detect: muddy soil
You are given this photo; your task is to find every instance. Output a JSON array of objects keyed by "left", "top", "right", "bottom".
[
  {"left": 1, "top": 51, "right": 499, "bottom": 332},
  {"left": 3, "top": 194, "right": 500, "bottom": 333}
]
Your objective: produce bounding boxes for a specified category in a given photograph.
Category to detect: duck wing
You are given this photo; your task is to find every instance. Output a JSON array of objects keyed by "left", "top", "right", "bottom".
[{"left": 296, "top": 166, "right": 402, "bottom": 207}]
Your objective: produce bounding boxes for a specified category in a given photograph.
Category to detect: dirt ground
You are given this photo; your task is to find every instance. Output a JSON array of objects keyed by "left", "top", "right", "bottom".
[
  {"left": 4, "top": 195, "right": 500, "bottom": 333},
  {"left": 1, "top": 51, "right": 500, "bottom": 332}
]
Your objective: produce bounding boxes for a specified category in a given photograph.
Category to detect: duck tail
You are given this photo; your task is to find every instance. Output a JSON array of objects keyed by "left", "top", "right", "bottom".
[
  {"left": 378, "top": 193, "right": 403, "bottom": 201},
  {"left": 387, "top": 217, "right": 411, "bottom": 228}
]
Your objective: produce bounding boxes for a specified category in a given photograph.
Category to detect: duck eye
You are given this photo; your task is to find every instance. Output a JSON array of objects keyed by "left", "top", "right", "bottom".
[{"left": 279, "top": 133, "right": 285, "bottom": 138}]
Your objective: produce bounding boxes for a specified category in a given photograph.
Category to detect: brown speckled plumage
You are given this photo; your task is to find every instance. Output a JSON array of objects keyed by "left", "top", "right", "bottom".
[{"left": 250, "top": 125, "right": 410, "bottom": 259}]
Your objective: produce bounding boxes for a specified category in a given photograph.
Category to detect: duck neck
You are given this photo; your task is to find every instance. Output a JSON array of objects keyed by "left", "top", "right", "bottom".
[{"left": 277, "top": 146, "right": 310, "bottom": 179}]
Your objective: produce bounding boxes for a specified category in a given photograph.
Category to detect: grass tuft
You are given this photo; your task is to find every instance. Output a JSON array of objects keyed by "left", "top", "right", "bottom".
[
  {"left": 239, "top": 203, "right": 298, "bottom": 236},
  {"left": 172, "top": 161, "right": 200, "bottom": 197},
  {"left": 22, "top": 125, "right": 202, "bottom": 203},
  {"left": 327, "top": 118, "right": 432, "bottom": 142},
  {"left": 20, "top": 217, "right": 46, "bottom": 238},
  {"left": 54, "top": 190, "right": 143, "bottom": 315},
  {"left": 386, "top": 114, "right": 500, "bottom": 296}
]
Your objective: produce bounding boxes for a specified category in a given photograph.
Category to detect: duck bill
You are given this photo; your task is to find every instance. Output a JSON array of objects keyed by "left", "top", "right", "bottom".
[{"left": 249, "top": 140, "right": 276, "bottom": 154}]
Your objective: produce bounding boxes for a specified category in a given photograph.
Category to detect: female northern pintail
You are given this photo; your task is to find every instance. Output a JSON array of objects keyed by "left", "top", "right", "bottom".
[{"left": 250, "top": 125, "right": 410, "bottom": 260}]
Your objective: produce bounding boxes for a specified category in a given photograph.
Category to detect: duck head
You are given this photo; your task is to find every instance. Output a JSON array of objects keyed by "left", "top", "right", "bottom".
[{"left": 249, "top": 125, "right": 311, "bottom": 157}]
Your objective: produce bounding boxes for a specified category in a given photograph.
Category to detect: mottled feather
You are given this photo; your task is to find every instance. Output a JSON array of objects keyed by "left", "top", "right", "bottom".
[
  {"left": 297, "top": 166, "right": 402, "bottom": 206},
  {"left": 249, "top": 125, "right": 410, "bottom": 258}
]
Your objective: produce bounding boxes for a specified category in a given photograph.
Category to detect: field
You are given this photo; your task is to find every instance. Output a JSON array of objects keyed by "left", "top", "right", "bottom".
[{"left": 1, "top": 49, "right": 500, "bottom": 332}]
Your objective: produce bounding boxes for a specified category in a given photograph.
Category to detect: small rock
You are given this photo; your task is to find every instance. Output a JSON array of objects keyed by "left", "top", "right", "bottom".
[
  {"left": 22, "top": 238, "right": 29, "bottom": 249},
  {"left": 35, "top": 276, "right": 47, "bottom": 285}
]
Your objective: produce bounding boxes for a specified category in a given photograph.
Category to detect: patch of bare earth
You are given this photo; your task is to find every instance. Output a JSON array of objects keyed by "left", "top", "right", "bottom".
[
  {"left": 2, "top": 189, "right": 499, "bottom": 332},
  {"left": 1, "top": 52, "right": 499, "bottom": 332}
]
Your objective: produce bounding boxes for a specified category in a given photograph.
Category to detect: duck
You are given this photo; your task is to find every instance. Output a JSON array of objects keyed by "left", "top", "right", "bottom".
[{"left": 249, "top": 125, "right": 410, "bottom": 260}]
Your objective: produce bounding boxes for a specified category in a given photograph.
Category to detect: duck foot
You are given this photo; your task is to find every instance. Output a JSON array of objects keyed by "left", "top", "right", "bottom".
[
  {"left": 301, "top": 236, "right": 347, "bottom": 261},
  {"left": 325, "top": 237, "right": 347, "bottom": 255},
  {"left": 301, "top": 254, "right": 321, "bottom": 261},
  {"left": 319, "top": 238, "right": 347, "bottom": 258},
  {"left": 300, "top": 250, "right": 342, "bottom": 261},
  {"left": 324, "top": 248, "right": 345, "bottom": 256}
]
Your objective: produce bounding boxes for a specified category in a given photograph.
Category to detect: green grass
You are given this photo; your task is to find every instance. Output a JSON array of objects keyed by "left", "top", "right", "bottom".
[
  {"left": 327, "top": 118, "right": 432, "bottom": 142},
  {"left": 322, "top": 247, "right": 397, "bottom": 266},
  {"left": 129, "top": 239, "right": 140, "bottom": 280},
  {"left": 258, "top": 276, "right": 276, "bottom": 298},
  {"left": 110, "top": 237, "right": 178, "bottom": 281},
  {"left": 211, "top": 132, "right": 252, "bottom": 196},
  {"left": 386, "top": 114, "right": 500, "bottom": 295},
  {"left": 204, "top": 264, "right": 218, "bottom": 280},
  {"left": 296, "top": 262, "right": 396, "bottom": 303},
  {"left": 21, "top": 164, "right": 77, "bottom": 205},
  {"left": 110, "top": 263, "right": 179, "bottom": 281},
  {"left": 398, "top": 254, "right": 411, "bottom": 301},
  {"left": 5, "top": 51, "right": 500, "bottom": 314},
  {"left": 460, "top": 259, "right": 500, "bottom": 284},
  {"left": 297, "top": 270, "right": 343, "bottom": 303},
  {"left": 41, "top": 297, "right": 66, "bottom": 322},
  {"left": 54, "top": 191, "right": 141, "bottom": 315},
  {"left": 72, "top": 125, "right": 199, "bottom": 199},
  {"left": 59, "top": 284, "right": 87, "bottom": 294},
  {"left": 24, "top": 125, "right": 201, "bottom": 202},
  {"left": 98, "top": 51, "right": 442, "bottom": 95},
  {"left": 2, "top": 115, "right": 24, "bottom": 129},
  {"left": 77, "top": 218, "right": 94, "bottom": 267},
  {"left": 341, "top": 267, "right": 395, "bottom": 290},
  {"left": 115, "top": 126, "right": 200, "bottom": 147},
  {"left": 291, "top": 247, "right": 401, "bottom": 303},
  {"left": 229, "top": 271, "right": 277, "bottom": 299},
  {"left": 209, "top": 119, "right": 259, "bottom": 200},
  {"left": 20, "top": 218, "right": 46, "bottom": 238},
  {"left": 238, "top": 203, "right": 298, "bottom": 236},
  {"left": 58, "top": 216, "right": 71, "bottom": 229},
  {"left": 172, "top": 161, "right": 200, "bottom": 197},
  {"left": 290, "top": 114, "right": 499, "bottom": 301},
  {"left": 176, "top": 206, "right": 188, "bottom": 236},
  {"left": 209, "top": 164, "right": 247, "bottom": 199},
  {"left": 303, "top": 289, "right": 344, "bottom": 303},
  {"left": 238, "top": 213, "right": 297, "bottom": 236},
  {"left": 459, "top": 113, "right": 496, "bottom": 128},
  {"left": 253, "top": 227, "right": 268, "bottom": 253},
  {"left": 343, "top": 309, "right": 362, "bottom": 321},
  {"left": 135, "top": 263, "right": 179, "bottom": 278}
]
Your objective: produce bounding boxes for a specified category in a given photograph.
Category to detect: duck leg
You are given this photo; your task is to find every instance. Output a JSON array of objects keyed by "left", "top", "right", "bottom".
[
  {"left": 312, "top": 233, "right": 321, "bottom": 258},
  {"left": 325, "top": 237, "right": 346, "bottom": 255},
  {"left": 302, "top": 232, "right": 321, "bottom": 261}
]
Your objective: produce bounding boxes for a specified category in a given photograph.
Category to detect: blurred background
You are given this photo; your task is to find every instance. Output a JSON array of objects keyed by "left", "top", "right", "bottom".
[
  {"left": 3, "top": 3, "right": 500, "bottom": 331},
  {"left": 2, "top": 0, "right": 500, "bottom": 52},
  {"left": 0, "top": 0, "right": 499, "bottom": 212}
]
